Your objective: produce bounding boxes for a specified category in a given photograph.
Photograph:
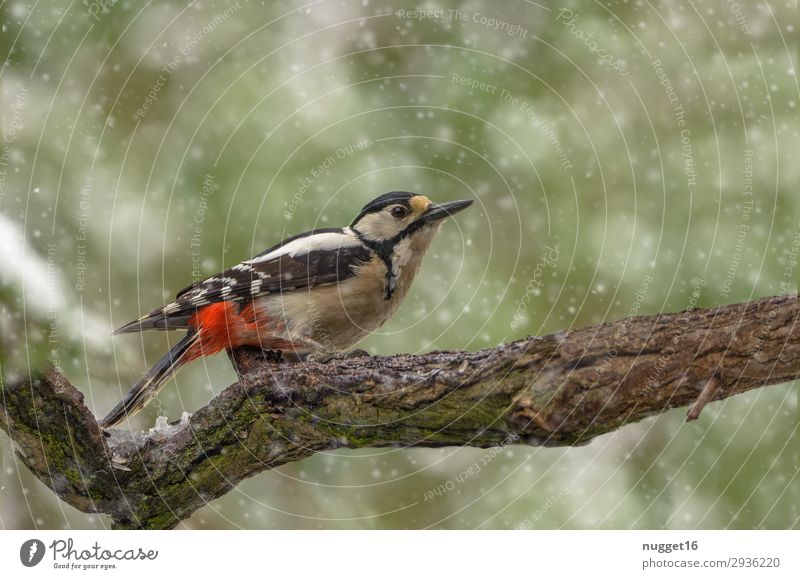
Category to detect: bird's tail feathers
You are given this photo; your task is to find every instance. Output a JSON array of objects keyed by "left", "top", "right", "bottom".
[
  {"left": 112, "top": 309, "right": 192, "bottom": 335},
  {"left": 99, "top": 329, "right": 200, "bottom": 428}
]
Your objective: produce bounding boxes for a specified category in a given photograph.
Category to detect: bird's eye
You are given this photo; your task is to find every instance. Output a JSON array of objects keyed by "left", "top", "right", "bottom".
[{"left": 390, "top": 206, "right": 409, "bottom": 219}]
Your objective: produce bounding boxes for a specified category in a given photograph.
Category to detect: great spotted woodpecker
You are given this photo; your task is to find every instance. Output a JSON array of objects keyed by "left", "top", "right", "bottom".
[{"left": 100, "top": 191, "right": 473, "bottom": 428}]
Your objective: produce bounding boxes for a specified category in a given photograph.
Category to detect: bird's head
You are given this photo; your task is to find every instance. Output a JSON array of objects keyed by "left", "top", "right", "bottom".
[{"left": 350, "top": 191, "right": 473, "bottom": 244}]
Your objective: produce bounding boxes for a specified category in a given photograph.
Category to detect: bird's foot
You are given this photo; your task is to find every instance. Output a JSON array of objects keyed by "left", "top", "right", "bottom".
[
  {"left": 306, "top": 349, "right": 371, "bottom": 364},
  {"left": 227, "top": 346, "right": 284, "bottom": 377},
  {"left": 259, "top": 349, "right": 285, "bottom": 363}
]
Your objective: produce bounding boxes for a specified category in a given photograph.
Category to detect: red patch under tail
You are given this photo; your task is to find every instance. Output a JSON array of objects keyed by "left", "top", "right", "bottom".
[{"left": 188, "top": 301, "right": 300, "bottom": 356}]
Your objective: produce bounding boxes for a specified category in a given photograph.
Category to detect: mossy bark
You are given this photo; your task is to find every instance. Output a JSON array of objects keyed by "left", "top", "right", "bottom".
[{"left": 1, "top": 294, "right": 797, "bottom": 529}]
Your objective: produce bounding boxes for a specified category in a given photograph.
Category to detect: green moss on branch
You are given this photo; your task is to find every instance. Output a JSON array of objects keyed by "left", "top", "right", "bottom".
[{"left": 1, "top": 294, "right": 797, "bottom": 528}]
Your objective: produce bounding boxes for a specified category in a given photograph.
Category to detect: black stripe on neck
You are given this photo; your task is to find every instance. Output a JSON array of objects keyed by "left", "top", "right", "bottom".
[
  {"left": 354, "top": 219, "right": 433, "bottom": 300},
  {"left": 355, "top": 231, "right": 396, "bottom": 300}
]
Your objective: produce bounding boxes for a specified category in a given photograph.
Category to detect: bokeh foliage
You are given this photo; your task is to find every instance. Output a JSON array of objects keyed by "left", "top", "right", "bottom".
[{"left": 1, "top": 0, "right": 797, "bottom": 529}]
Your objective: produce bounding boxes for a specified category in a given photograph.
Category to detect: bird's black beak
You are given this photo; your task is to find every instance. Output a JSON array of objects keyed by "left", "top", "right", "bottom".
[{"left": 420, "top": 199, "right": 473, "bottom": 224}]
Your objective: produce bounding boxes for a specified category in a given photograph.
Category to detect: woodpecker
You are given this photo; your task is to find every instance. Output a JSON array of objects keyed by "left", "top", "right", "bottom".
[{"left": 100, "top": 191, "right": 473, "bottom": 428}]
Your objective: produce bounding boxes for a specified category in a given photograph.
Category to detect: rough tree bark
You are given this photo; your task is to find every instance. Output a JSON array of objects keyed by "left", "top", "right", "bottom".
[{"left": 0, "top": 294, "right": 797, "bottom": 529}]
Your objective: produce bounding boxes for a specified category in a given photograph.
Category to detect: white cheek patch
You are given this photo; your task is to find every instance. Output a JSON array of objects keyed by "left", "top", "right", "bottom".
[{"left": 355, "top": 212, "right": 403, "bottom": 240}]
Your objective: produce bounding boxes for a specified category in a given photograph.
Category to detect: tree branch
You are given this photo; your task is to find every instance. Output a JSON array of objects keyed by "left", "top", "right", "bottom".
[{"left": 1, "top": 294, "right": 797, "bottom": 529}]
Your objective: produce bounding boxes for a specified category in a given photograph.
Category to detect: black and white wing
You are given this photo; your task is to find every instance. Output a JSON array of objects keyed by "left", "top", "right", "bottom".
[{"left": 114, "top": 228, "right": 372, "bottom": 334}]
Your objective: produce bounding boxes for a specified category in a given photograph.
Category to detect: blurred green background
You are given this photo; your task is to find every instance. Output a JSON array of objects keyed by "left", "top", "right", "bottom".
[{"left": 1, "top": 0, "right": 797, "bottom": 529}]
